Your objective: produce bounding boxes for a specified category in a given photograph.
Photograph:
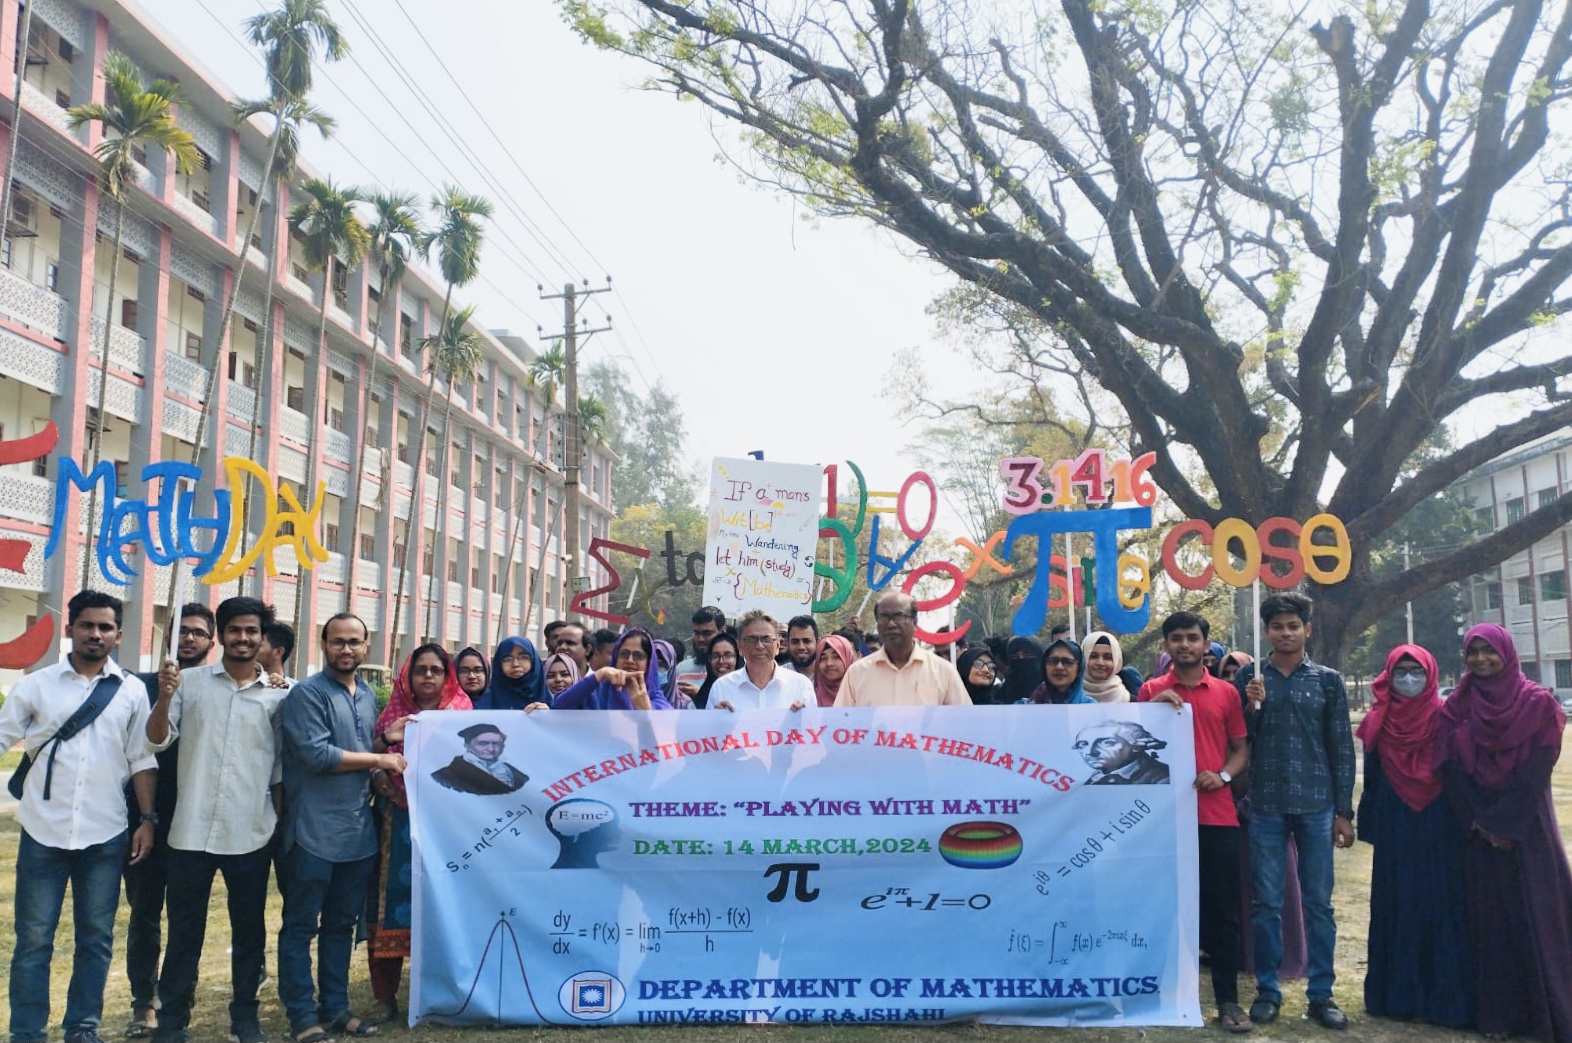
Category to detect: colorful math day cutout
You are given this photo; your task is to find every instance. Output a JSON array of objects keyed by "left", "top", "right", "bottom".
[
  {"left": 572, "top": 452, "right": 1352, "bottom": 641},
  {"left": 44, "top": 455, "right": 329, "bottom": 587}
]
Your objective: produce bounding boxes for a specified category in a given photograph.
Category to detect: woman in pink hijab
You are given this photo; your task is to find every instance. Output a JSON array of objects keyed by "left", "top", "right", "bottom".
[
  {"left": 812, "top": 634, "right": 858, "bottom": 708},
  {"left": 1355, "top": 644, "right": 1472, "bottom": 1026},
  {"left": 1436, "top": 623, "right": 1571, "bottom": 1042}
]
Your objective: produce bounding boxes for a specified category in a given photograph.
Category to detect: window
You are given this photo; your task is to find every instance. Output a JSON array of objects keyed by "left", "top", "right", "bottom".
[
  {"left": 44, "top": 261, "right": 58, "bottom": 291},
  {"left": 292, "top": 263, "right": 310, "bottom": 283},
  {"left": 186, "top": 285, "right": 206, "bottom": 302},
  {"left": 184, "top": 332, "right": 201, "bottom": 360},
  {"left": 120, "top": 298, "right": 137, "bottom": 329},
  {"left": 494, "top": 470, "right": 507, "bottom": 509},
  {"left": 131, "top": 145, "right": 147, "bottom": 167},
  {"left": 1472, "top": 505, "right": 1492, "bottom": 529},
  {"left": 2, "top": 238, "right": 11, "bottom": 268},
  {"left": 446, "top": 557, "right": 459, "bottom": 583},
  {"left": 1484, "top": 580, "right": 1503, "bottom": 610},
  {"left": 425, "top": 442, "right": 438, "bottom": 477},
  {"left": 192, "top": 191, "right": 210, "bottom": 213},
  {"left": 1541, "top": 570, "right": 1567, "bottom": 602},
  {"left": 286, "top": 386, "right": 304, "bottom": 412},
  {"left": 1518, "top": 577, "right": 1535, "bottom": 605},
  {"left": 1539, "top": 488, "right": 1560, "bottom": 510},
  {"left": 327, "top": 408, "right": 344, "bottom": 431},
  {"left": 1556, "top": 660, "right": 1572, "bottom": 689},
  {"left": 422, "top": 547, "right": 434, "bottom": 575},
  {"left": 32, "top": 452, "right": 47, "bottom": 478},
  {"left": 397, "top": 442, "right": 411, "bottom": 464},
  {"left": 1505, "top": 497, "right": 1526, "bottom": 524},
  {"left": 471, "top": 563, "right": 481, "bottom": 588},
  {"left": 400, "top": 315, "right": 413, "bottom": 356},
  {"left": 57, "top": 38, "right": 74, "bottom": 62},
  {"left": 1523, "top": 661, "right": 1541, "bottom": 683},
  {"left": 492, "top": 569, "right": 502, "bottom": 593},
  {"left": 54, "top": 89, "right": 69, "bottom": 108},
  {"left": 323, "top": 523, "right": 339, "bottom": 552},
  {"left": 451, "top": 444, "right": 463, "bottom": 486},
  {"left": 359, "top": 532, "right": 375, "bottom": 561},
  {"left": 393, "top": 541, "right": 406, "bottom": 563},
  {"left": 241, "top": 362, "right": 255, "bottom": 389},
  {"left": 331, "top": 260, "right": 349, "bottom": 305}
]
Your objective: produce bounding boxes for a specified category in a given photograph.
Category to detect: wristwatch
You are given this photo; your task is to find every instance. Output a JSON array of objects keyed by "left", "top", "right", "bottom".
[
  {"left": 1217, "top": 770, "right": 1233, "bottom": 784},
  {"left": 139, "top": 811, "right": 159, "bottom": 826}
]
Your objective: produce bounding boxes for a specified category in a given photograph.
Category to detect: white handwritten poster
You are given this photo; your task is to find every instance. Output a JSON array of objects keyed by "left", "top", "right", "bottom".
[{"left": 700, "top": 457, "right": 820, "bottom": 619}]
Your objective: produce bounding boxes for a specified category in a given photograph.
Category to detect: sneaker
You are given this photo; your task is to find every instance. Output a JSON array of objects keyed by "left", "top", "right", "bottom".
[
  {"left": 230, "top": 1026, "right": 269, "bottom": 1043},
  {"left": 66, "top": 1033, "right": 108, "bottom": 1043},
  {"left": 1308, "top": 999, "right": 1348, "bottom": 1030}
]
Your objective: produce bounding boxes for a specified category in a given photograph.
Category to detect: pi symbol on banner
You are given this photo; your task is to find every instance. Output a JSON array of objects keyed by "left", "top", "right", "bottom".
[{"left": 763, "top": 861, "right": 821, "bottom": 903}]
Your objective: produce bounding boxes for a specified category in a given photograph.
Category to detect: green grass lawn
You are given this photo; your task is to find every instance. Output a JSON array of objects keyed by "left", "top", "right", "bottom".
[{"left": 2, "top": 756, "right": 1568, "bottom": 1043}]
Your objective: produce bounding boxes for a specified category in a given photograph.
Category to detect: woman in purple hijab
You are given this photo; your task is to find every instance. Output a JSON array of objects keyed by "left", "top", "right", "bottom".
[
  {"left": 1436, "top": 623, "right": 1571, "bottom": 1042},
  {"left": 551, "top": 628, "right": 674, "bottom": 710}
]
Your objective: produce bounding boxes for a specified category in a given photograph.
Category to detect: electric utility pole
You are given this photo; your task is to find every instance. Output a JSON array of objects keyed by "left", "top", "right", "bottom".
[{"left": 539, "top": 279, "right": 611, "bottom": 623}]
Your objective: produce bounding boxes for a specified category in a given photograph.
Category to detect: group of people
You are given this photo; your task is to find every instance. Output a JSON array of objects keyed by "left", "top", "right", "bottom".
[{"left": 1, "top": 585, "right": 1567, "bottom": 1043}]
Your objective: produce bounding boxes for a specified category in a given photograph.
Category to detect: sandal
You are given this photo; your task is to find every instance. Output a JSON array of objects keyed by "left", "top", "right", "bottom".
[
  {"left": 1218, "top": 1003, "right": 1254, "bottom": 1034},
  {"left": 291, "top": 1029, "right": 334, "bottom": 1043},
  {"left": 126, "top": 1012, "right": 158, "bottom": 1039},
  {"left": 367, "top": 1001, "right": 397, "bottom": 1025},
  {"left": 327, "top": 1015, "right": 378, "bottom": 1039}
]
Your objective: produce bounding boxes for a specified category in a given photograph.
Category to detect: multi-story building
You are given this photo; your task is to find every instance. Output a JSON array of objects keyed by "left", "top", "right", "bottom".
[
  {"left": 1455, "top": 432, "right": 1571, "bottom": 696},
  {"left": 0, "top": 0, "right": 614, "bottom": 679}
]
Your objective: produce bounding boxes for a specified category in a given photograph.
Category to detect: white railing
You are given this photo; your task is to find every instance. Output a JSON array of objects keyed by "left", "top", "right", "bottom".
[
  {"left": 20, "top": 81, "right": 73, "bottom": 135},
  {"left": 447, "top": 580, "right": 463, "bottom": 604},
  {"left": 279, "top": 445, "right": 308, "bottom": 484},
  {"left": 0, "top": 328, "right": 65, "bottom": 393},
  {"left": 358, "top": 561, "right": 382, "bottom": 590},
  {"left": 285, "top": 272, "right": 316, "bottom": 304},
  {"left": 244, "top": 245, "right": 268, "bottom": 271},
  {"left": 227, "top": 382, "right": 257, "bottom": 421},
  {"left": 323, "top": 426, "right": 352, "bottom": 462},
  {"left": 171, "top": 191, "right": 220, "bottom": 237},
  {"left": 87, "top": 316, "right": 147, "bottom": 375},
  {"left": 319, "top": 552, "right": 346, "bottom": 584},
  {"left": 280, "top": 407, "right": 311, "bottom": 444},
  {"left": 129, "top": 161, "right": 156, "bottom": 192},
  {"left": 0, "top": 267, "right": 67, "bottom": 338},
  {"left": 163, "top": 351, "right": 208, "bottom": 400},
  {"left": 331, "top": 301, "right": 356, "bottom": 333},
  {"left": 0, "top": 471, "right": 54, "bottom": 524}
]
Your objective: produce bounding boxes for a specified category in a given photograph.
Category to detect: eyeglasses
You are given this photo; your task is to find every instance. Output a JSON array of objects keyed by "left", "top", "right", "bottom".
[
  {"left": 178, "top": 627, "right": 211, "bottom": 640},
  {"left": 326, "top": 638, "right": 365, "bottom": 651},
  {"left": 739, "top": 635, "right": 777, "bottom": 647},
  {"left": 457, "top": 666, "right": 487, "bottom": 677},
  {"left": 875, "top": 612, "right": 915, "bottom": 623},
  {"left": 411, "top": 665, "right": 445, "bottom": 677},
  {"left": 501, "top": 655, "right": 531, "bottom": 667},
  {"left": 971, "top": 660, "right": 996, "bottom": 672},
  {"left": 618, "top": 650, "right": 650, "bottom": 663},
  {"left": 1046, "top": 657, "right": 1079, "bottom": 668}
]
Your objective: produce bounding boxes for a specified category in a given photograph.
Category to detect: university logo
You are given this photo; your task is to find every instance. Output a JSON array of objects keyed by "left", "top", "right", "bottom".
[{"left": 558, "top": 971, "right": 625, "bottom": 1021}]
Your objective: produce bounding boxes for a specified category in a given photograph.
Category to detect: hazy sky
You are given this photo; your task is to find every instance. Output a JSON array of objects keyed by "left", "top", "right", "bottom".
[{"left": 136, "top": 0, "right": 990, "bottom": 520}]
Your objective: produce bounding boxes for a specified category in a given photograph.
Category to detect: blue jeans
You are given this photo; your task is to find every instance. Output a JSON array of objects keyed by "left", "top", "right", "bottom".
[
  {"left": 10, "top": 830, "right": 128, "bottom": 1043},
  {"left": 276, "top": 846, "right": 375, "bottom": 1034},
  {"left": 1250, "top": 806, "right": 1336, "bottom": 1002}
]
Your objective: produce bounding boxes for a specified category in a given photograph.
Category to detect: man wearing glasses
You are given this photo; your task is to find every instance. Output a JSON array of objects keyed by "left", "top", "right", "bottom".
[
  {"left": 836, "top": 593, "right": 973, "bottom": 707},
  {"left": 708, "top": 610, "right": 813, "bottom": 712},
  {"left": 123, "top": 603, "right": 214, "bottom": 1038},
  {"left": 277, "top": 614, "right": 408, "bottom": 1043}
]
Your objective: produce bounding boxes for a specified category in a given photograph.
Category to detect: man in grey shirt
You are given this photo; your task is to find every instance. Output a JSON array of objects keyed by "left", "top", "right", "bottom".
[{"left": 277, "top": 614, "right": 408, "bottom": 1043}]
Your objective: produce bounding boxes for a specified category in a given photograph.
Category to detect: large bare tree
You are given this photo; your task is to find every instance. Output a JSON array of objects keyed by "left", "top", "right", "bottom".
[{"left": 565, "top": 0, "right": 1572, "bottom": 657}]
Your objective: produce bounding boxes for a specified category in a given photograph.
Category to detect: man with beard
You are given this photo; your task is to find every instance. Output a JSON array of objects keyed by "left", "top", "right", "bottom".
[
  {"left": 1, "top": 590, "right": 157, "bottom": 1043},
  {"left": 783, "top": 615, "right": 819, "bottom": 678},
  {"left": 835, "top": 592, "right": 972, "bottom": 707},
  {"left": 278, "top": 614, "right": 408, "bottom": 1043},
  {"left": 124, "top": 603, "right": 214, "bottom": 1038},
  {"left": 675, "top": 606, "right": 725, "bottom": 700},
  {"left": 145, "top": 599, "right": 289, "bottom": 1043}
]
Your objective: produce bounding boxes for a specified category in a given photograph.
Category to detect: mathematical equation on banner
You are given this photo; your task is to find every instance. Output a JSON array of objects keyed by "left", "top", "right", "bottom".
[{"left": 545, "top": 907, "right": 756, "bottom": 956}]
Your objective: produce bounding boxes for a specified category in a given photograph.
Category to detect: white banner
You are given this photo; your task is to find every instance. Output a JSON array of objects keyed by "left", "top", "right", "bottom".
[{"left": 407, "top": 705, "right": 1201, "bottom": 1028}]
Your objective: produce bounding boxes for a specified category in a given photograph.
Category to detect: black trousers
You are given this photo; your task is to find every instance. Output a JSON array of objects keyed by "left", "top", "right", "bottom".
[
  {"left": 122, "top": 837, "right": 169, "bottom": 1012},
  {"left": 1199, "top": 824, "right": 1244, "bottom": 1006},
  {"left": 154, "top": 845, "right": 274, "bottom": 1036}
]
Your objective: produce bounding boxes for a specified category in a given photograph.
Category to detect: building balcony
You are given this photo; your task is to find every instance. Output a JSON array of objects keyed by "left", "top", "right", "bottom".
[
  {"left": 285, "top": 271, "right": 315, "bottom": 304},
  {"left": 319, "top": 551, "right": 346, "bottom": 585},
  {"left": 172, "top": 191, "right": 220, "bottom": 238},
  {"left": 280, "top": 407, "right": 311, "bottom": 445},
  {"left": 20, "top": 81, "right": 75, "bottom": 137},
  {"left": 0, "top": 471, "right": 54, "bottom": 525},
  {"left": 0, "top": 325, "right": 66, "bottom": 393},
  {"left": 87, "top": 316, "right": 148, "bottom": 377},
  {"left": 162, "top": 351, "right": 208, "bottom": 401},
  {"left": 357, "top": 560, "right": 382, "bottom": 591},
  {"left": 279, "top": 445, "right": 308, "bottom": 485},
  {"left": 227, "top": 382, "right": 257, "bottom": 421},
  {"left": 323, "top": 425, "right": 352, "bottom": 464},
  {"left": 0, "top": 267, "right": 68, "bottom": 339}
]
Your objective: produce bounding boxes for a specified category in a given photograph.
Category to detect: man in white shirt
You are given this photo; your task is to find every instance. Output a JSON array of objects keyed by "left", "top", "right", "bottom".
[
  {"left": 0, "top": 589, "right": 157, "bottom": 1043},
  {"left": 709, "top": 610, "right": 813, "bottom": 712},
  {"left": 145, "top": 597, "right": 290, "bottom": 1043}
]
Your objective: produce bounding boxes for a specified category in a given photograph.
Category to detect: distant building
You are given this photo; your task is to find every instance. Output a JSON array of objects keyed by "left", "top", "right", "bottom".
[
  {"left": 1454, "top": 432, "right": 1571, "bottom": 695},
  {"left": 0, "top": 0, "right": 614, "bottom": 679}
]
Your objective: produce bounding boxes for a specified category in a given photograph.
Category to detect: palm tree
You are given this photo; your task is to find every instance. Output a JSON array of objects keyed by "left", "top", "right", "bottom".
[
  {"left": 67, "top": 52, "right": 199, "bottom": 577},
  {"left": 389, "top": 186, "right": 491, "bottom": 658},
  {"left": 236, "top": 94, "right": 336, "bottom": 557},
  {"left": 343, "top": 191, "right": 424, "bottom": 598},
  {"left": 577, "top": 395, "right": 609, "bottom": 446},
  {"left": 418, "top": 304, "right": 486, "bottom": 636},
  {"left": 527, "top": 342, "right": 567, "bottom": 407},
  {"left": 287, "top": 176, "right": 369, "bottom": 615}
]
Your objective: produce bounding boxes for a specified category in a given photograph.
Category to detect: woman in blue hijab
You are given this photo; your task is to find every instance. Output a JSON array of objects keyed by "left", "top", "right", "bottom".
[
  {"left": 553, "top": 628, "right": 674, "bottom": 710},
  {"left": 1022, "top": 637, "right": 1094, "bottom": 704},
  {"left": 475, "top": 635, "right": 545, "bottom": 710}
]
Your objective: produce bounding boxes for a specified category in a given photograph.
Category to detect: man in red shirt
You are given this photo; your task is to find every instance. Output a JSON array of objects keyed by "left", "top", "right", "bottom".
[{"left": 1140, "top": 611, "right": 1251, "bottom": 1033}]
